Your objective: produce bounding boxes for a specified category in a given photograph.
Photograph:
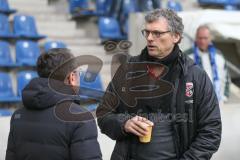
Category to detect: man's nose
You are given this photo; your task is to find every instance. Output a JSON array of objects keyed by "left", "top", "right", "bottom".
[{"left": 147, "top": 32, "right": 154, "bottom": 41}]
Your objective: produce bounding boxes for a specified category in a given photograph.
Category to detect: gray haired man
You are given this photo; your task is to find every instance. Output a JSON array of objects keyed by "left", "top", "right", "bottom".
[{"left": 97, "top": 9, "right": 221, "bottom": 160}]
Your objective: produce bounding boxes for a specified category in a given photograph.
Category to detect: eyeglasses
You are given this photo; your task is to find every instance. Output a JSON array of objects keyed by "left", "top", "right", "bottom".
[{"left": 141, "top": 29, "right": 171, "bottom": 39}]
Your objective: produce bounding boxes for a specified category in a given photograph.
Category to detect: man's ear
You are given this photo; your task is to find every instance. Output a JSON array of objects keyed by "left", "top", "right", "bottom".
[{"left": 173, "top": 33, "right": 181, "bottom": 43}]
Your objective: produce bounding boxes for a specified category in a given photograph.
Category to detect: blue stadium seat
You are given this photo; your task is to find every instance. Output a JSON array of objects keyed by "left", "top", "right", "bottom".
[
  {"left": 224, "top": 4, "right": 238, "bottom": 10},
  {"left": 13, "top": 15, "right": 46, "bottom": 40},
  {"left": 44, "top": 41, "right": 67, "bottom": 52},
  {"left": 0, "top": 41, "right": 14, "bottom": 66},
  {"left": 17, "top": 71, "right": 38, "bottom": 96},
  {"left": 96, "top": 0, "right": 113, "bottom": 16},
  {"left": 69, "top": 0, "right": 88, "bottom": 13},
  {"left": 118, "top": 0, "right": 138, "bottom": 36},
  {"left": 98, "top": 17, "right": 126, "bottom": 41},
  {"left": 0, "top": 0, "right": 16, "bottom": 15},
  {"left": 198, "top": 0, "right": 229, "bottom": 5},
  {"left": 86, "top": 103, "right": 99, "bottom": 111},
  {"left": 16, "top": 40, "right": 40, "bottom": 66},
  {"left": 0, "top": 14, "right": 15, "bottom": 38},
  {"left": 122, "top": 0, "right": 138, "bottom": 16},
  {"left": 80, "top": 71, "right": 104, "bottom": 100},
  {"left": 69, "top": 0, "right": 96, "bottom": 17},
  {"left": 138, "top": 0, "right": 157, "bottom": 11},
  {"left": 167, "top": 0, "right": 183, "bottom": 12},
  {"left": 0, "top": 109, "right": 13, "bottom": 116},
  {"left": 0, "top": 72, "right": 21, "bottom": 102},
  {"left": 198, "top": 0, "right": 240, "bottom": 8}
]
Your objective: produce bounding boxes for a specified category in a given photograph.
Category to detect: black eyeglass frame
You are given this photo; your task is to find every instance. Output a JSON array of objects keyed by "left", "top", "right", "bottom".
[{"left": 141, "top": 29, "right": 171, "bottom": 39}]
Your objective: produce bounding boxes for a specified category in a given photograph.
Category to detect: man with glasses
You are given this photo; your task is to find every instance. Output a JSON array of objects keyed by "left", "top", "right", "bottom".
[{"left": 97, "top": 9, "right": 221, "bottom": 160}]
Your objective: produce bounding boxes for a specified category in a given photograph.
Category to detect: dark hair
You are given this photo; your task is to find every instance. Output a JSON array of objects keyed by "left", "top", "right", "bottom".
[{"left": 37, "top": 48, "right": 74, "bottom": 80}]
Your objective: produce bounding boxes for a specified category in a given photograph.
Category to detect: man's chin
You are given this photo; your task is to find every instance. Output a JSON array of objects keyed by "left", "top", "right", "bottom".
[{"left": 147, "top": 50, "right": 158, "bottom": 57}]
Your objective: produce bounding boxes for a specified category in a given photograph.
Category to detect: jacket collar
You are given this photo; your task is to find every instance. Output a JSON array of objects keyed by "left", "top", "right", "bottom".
[{"left": 138, "top": 45, "right": 194, "bottom": 77}]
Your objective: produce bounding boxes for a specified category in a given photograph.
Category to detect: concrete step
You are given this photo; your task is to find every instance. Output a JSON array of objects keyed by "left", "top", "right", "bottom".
[
  {"left": 39, "top": 31, "right": 86, "bottom": 39},
  {"left": 8, "top": 12, "right": 69, "bottom": 23},
  {"left": 11, "top": 12, "right": 69, "bottom": 22},
  {"left": 8, "top": 0, "right": 48, "bottom": 7},
  {"left": 15, "top": 8, "right": 58, "bottom": 15},
  {"left": 69, "top": 45, "right": 106, "bottom": 55},
  {"left": 34, "top": 14, "right": 70, "bottom": 21},
  {"left": 37, "top": 21, "right": 76, "bottom": 30},
  {"left": 39, "top": 26, "right": 86, "bottom": 36},
  {"left": 49, "top": 38, "right": 100, "bottom": 46}
]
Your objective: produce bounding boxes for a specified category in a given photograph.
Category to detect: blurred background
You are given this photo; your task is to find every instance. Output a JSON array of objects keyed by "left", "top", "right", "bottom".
[{"left": 0, "top": 0, "right": 240, "bottom": 159}]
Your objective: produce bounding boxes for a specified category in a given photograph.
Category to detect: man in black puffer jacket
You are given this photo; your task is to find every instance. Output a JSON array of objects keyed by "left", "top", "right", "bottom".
[
  {"left": 6, "top": 48, "right": 102, "bottom": 160},
  {"left": 97, "top": 9, "right": 221, "bottom": 160}
]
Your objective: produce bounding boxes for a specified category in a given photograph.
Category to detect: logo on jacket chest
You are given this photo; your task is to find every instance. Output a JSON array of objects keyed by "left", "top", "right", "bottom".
[{"left": 185, "top": 82, "right": 194, "bottom": 98}]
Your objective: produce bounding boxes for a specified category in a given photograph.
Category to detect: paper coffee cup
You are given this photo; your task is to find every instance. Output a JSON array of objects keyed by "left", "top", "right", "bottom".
[{"left": 139, "top": 125, "right": 152, "bottom": 143}]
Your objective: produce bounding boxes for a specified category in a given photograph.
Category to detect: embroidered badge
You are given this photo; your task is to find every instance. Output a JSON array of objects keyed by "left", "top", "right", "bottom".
[{"left": 186, "top": 82, "right": 194, "bottom": 97}]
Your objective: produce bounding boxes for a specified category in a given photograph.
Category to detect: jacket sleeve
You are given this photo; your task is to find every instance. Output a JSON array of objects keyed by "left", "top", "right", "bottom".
[
  {"left": 5, "top": 116, "right": 16, "bottom": 160},
  {"left": 69, "top": 121, "right": 102, "bottom": 160},
  {"left": 181, "top": 70, "right": 222, "bottom": 160},
  {"left": 96, "top": 82, "right": 130, "bottom": 141}
]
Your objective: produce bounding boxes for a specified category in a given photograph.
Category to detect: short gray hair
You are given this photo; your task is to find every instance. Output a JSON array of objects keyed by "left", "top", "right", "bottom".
[
  {"left": 196, "top": 24, "right": 210, "bottom": 33},
  {"left": 145, "top": 9, "right": 184, "bottom": 37}
]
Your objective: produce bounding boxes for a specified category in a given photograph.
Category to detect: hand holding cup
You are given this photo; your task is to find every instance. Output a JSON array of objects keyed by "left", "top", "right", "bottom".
[{"left": 124, "top": 116, "right": 154, "bottom": 143}]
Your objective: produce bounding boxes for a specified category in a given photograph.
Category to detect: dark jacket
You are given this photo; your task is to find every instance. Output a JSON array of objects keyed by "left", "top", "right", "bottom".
[
  {"left": 97, "top": 46, "right": 222, "bottom": 160},
  {"left": 6, "top": 78, "right": 102, "bottom": 160}
]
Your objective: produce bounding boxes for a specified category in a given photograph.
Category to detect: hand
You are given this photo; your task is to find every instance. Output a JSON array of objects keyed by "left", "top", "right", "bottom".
[{"left": 124, "top": 116, "right": 154, "bottom": 137}]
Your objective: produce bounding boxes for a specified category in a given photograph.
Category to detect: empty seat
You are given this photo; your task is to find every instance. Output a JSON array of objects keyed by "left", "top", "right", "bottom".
[
  {"left": 98, "top": 17, "right": 126, "bottom": 41},
  {"left": 0, "top": 41, "right": 14, "bottom": 66},
  {"left": 69, "top": 0, "right": 96, "bottom": 17},
  {"left": 167, "top": 0, "right": 183, "bottom": 12},
  {"left": 0, "top": 72, "right": 14, "bottom": 98},
  {"left": 16, "top": 40, "right": 40, "bottom": 66},
  {"left": 122, "top": 0, "right": 138, "bottom": 16},
  {"left": 118, "top": 0, "right": 138, "bottom": 36},
  {"left": 44, "top": 41, "right": 67, "bottom": 52},
  {"left": 80, "top": 71, "right": 104, "bottom": 100},
  {"left": 224, "top": 4, "right": 238, "bottom": 10},
  {"left": 0, "top": 0, "right": 16, "bottom": 15},
  {"left": 86, "top": 103, "right": 99, "bottom": 111},
  {"left": 198, "top": 0, "right": 229, "bottom": 5},
  {"left": 17, "top": 71, "right": 38, "bottom": 96},
  {"left": 69, "top": 0, "right": 88, "bottom": 13},
  {"left": 13, "top": 15, "right": 46, "bottom": 40},
  {"left": 0, "top": 109, "right": 13, "bottom": 116},
  {"left": 138, "top": 0, "right": 162, "bottom": 11},
  {"left": 0, "top": 72, "right": 20, "bottom": 102},
  {"left": 96, "top": 0, "right": 113, "bottom": 16},
  {"left": 0, "top": 14, "right": 15, "bottom": 38}
]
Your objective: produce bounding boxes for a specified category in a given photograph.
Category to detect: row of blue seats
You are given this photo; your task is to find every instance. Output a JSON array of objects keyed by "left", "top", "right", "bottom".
[
  {"left": 0, "top": 14, "right": 46, "bottom": 40},
  {"left": 0, "top": 0, "right": 16, "bottom": 15},
  {"left": 0, "top": 70, "right": 104, "bottom": 103},
  {"left": 0, "top": 71, "right": 38, "bottom": 102},
  {"left": 69, "top": 0, "right": 182, "bottom": 17},
  {"left": 0, "top": 0, "right": 105, "bottom": 112},
  {"left": 0, "top": 40, "right": 67, "bottom": 67},
  {"left": 198, "top": 0, "right": 240, "bottom": 9},
  {"left": 77, "top": 0, "right": 182, "bottom": 41},
  {"left": 69, "top": 0, "right": 112, "bottom": 17}
]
